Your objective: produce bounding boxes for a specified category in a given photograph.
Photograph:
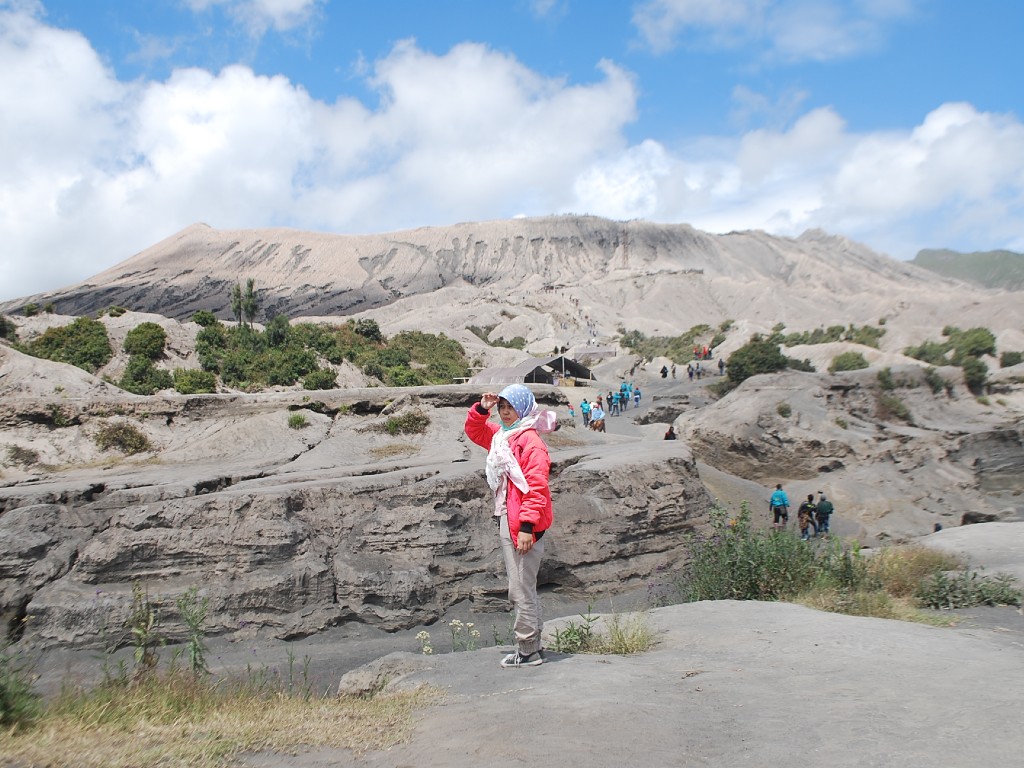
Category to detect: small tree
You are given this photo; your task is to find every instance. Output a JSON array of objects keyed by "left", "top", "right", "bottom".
[
  {"left": 242, "top": 278, "right": 259, "bottom": 328},
  {"left": 266, "top": 314, "right": 290, "bottom": 347},
  {"left": 726, "top": 335, "right": 787, "bottom": 386},
  {"left": 191, "top": 310, "right": 217, "bottom": 327},
  {"left": 123, "top": 322, "right": 167, "bottom": 360},
  {"left": 230, "top": 283, "right": 243, "bottom": 325},
  {"left": 354, "top": 318, "right": 384, "bottom": 343}
]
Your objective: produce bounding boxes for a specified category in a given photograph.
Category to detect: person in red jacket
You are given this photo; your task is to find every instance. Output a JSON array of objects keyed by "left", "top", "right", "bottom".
[{"left": 464, "top": 384, "right": 556, "bottom": 668}]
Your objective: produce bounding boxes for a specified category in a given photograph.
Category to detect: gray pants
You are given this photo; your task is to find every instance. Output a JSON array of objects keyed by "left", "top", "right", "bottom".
[{"left": 499, "top": 515, "right": 545, "bottom": 654}]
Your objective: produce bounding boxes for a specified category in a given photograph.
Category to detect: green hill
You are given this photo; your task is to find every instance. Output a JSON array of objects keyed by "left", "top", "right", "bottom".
[{"left": 912, "top": 248, "right": 1024, "bottom": 291}]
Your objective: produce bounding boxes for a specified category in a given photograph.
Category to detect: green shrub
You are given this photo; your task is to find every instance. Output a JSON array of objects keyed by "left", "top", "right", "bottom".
[
  {"left": 829, "top": 351, "right": 869, "bottom": 373},
  {"left": 25, "top": 317, "right": 112, "bottom": 373},
  {"left": 904, "top": 340, "right": 951, "bottom": 365},
  {"left": 677, "top": 504, "right": 818, "bottom": 602},
  {"left": 946, "top": 326, "right": 996, "bottom": 362},
  {"left": 353, "top": 318, "right": 384, "bottom": 343},
  {"left": 302, "top": 369, "right": 337, "bottom": 390},
  {"left": 923, "top": 367, "right": 945, "bottom": 394},
  {"left": 173, "top": 368, "right": 217, "bottom": 394},
  {"left": 915, "top": 570, "right": 1021, "bottom": 609},
  {"left": 877, "top": 367, "right": 895, "bottom": 390},
  {"left": 1000, "top": 351, "right": 1023, "bottom": 368},
  {"left": 46, "top": 404, "right": 73, "bottom": 427},
  {"left": 94, "top": 422, "right": 151, "bottom": 455},
  {"left": 835, "top": 417, "right": 848, "bottom": 429},
  {"left": 266, "top": 314, "right": 290, "bottom": 347},
  {"left": 383, "top": 411, "right": 431, "bottom": 436},
  {"left": 106, "top": 306, "right": 128, "bottom": 317},
  {"left": 726, "top": 335, "right": 787, "bottom": 387},
  {"left": 619, "top": 324, "right": 713, "bottom": 363},
  {"left": 877, "top": 394, "right": 912, "bottom": 423},
  {"left": 785, "top": 357, "right": 815, "bottom": 372},
  {"left": 0, "top": 315, "right": 17, "bottom": 341},
  {"left": 118, "top": 357, "right": 173, "bottom": 395},
  {"left": 961, "top": 356, "right": 988, "bottom": 394},
  {"left": 123, "top": 322, "right": 167, "bottom": 360},
  {"left": 781, "top": 324, "right": 884, "bottom": 348},
  {"left": 22, "top": 303, "right": 39, "bottom": 317},
  {"left": 776, "top": 402, "right": 792, "bottom": 418},
  {"left": 191, "top": 310, "right": 218, "bottom": 327},
  {"left": 491, "top": 336, "right": 526, "bottom": 350},
  {"left": 288, "top": 413, "right": 308, "bottom": 430}
]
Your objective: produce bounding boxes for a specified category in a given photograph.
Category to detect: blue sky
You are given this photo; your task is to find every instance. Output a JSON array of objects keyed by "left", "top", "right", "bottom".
[{"left": 2, "top": 0, "right": 1023, "bottom": 300}]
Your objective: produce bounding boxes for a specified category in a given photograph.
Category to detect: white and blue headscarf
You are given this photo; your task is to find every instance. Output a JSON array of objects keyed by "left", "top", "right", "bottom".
[{"left": 497, "top": 384, "right": 535, "bottom": 428}]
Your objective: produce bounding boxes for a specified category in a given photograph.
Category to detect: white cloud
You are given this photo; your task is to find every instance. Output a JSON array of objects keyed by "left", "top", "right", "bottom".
[
  {"left": 632, "top": 0, "right": 919, "bottom": 61},
  {"left": 2, "top": 4, "right": 1023, "bottom": 301},
  {"left": 184, "top": 0, "right": 323, "bottom": 36},
  {"left": 0, "top": 7, "right": 638, "bottom": 298}
]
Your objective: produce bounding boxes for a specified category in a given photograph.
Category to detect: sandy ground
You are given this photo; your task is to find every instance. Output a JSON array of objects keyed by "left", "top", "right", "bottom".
[{"left": 232, "top": 523, "right": 1024, "bottom": 768}]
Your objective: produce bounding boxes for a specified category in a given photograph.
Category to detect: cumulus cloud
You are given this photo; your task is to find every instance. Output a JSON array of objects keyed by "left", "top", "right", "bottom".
[
  {"left": 1, "top": 3, "right": 1023, "bottom": 301},
  {"left": 0, "top": 7, "right": 638, "bottom": 297},
  {"left": 632, "top": 0, "right": 918, "bottom": 61},
  {"left": 184, "top": 0, "right": 323, "bottom": 36}
]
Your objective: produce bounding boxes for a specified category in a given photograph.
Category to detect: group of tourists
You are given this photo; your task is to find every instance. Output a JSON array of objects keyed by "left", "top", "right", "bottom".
[
  {"left": 575, "top": 382, "right": 641, "bottom": 432},
  {"left": 768, "top": 484, "right": 835, "bottom": 540}
]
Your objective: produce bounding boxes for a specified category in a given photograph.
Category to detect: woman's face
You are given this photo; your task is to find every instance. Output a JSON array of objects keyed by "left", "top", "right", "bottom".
[{"left": 497, "top": 398, "right": 519, "bottom": 427}]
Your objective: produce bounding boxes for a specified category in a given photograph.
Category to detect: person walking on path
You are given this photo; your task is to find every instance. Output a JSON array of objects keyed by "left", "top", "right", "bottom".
[
  {"left": 769, "top": 483, "right": 790, "bottom": 528},
  {"left": 797, "top": 494, "right": 817, "bottom": 541},
  {"left": 464, "top": 384, "right": 557, "bottom": 668},
  {"left": 718, "top": 358, "right": 725, "bottom": 376},
  {"left": 580, "top": 399, "right": 591, "bottom": 427},
  {"left": 815, "top": 492, "right": 834, "bottom": 537}
]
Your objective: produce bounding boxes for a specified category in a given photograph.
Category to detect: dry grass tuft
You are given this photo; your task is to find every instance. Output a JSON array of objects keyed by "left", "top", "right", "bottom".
[
  {"left": 590, "top": 612, "right": 658, "bottom": 655},
  {"left": 0, "top": 675, "right": 439, "bottom": 768},
  {"left": 796, "top": 587, "right": 957, "bottom": 627},
  {"left": 369, "top": 443, "right": 419, "bottom": 459},
  {"left": 866, "top": 545, "right": 964, "bottom": 598}
]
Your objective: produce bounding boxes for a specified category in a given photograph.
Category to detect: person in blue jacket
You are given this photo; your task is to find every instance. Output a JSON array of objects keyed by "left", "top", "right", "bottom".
[{"left": 769, "top": 483, "right": 790, "bottom": 528}]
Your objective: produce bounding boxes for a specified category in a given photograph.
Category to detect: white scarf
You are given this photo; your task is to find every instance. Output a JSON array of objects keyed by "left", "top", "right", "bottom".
[{"left": 484, "top": 405, "right": 557, "bottom": 517}]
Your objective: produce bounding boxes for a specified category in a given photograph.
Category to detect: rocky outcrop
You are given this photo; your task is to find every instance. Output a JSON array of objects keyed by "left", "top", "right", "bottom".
[
  {"left": 678, "top": 368, "right": 1024, "bottom": 541},
  {"left": 0, "top": 385, "right": 712, "bottom": 650}
]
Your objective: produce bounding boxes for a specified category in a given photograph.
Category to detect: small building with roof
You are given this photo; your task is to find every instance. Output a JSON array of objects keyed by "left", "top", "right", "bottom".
[{"left": 468, "top": 355, "right": 597, "bottom": 387}]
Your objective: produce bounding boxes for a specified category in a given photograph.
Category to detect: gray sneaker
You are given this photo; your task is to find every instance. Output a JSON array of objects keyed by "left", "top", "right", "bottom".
[{"left": 500, "top": 650, "right": 544, "bottom": 668}]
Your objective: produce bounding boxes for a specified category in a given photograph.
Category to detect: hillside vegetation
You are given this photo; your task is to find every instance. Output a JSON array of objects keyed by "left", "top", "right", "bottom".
[{"left": 913, "top": 248, "right": 1024, "bottom": 291}]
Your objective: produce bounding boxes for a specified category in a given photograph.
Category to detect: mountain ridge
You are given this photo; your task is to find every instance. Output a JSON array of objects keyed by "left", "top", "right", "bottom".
[{"left": 2, "top": 216, "right": 1022, "bottom": 360}]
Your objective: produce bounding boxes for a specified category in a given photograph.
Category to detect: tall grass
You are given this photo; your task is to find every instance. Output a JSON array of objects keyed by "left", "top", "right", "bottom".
[
  {"left": 1, "top": 670, "right": 433, "bottom": 768},
  {"left": 0, "top": 581, "right": 434, "bottom": 766},
  {"left": 660, "top": 503, "right": 1021, "bottom": 623}
]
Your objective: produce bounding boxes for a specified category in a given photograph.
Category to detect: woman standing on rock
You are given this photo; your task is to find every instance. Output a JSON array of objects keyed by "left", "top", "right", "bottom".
[{"left": 465, "top": 384, "right": 557, "bottom": 668}]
